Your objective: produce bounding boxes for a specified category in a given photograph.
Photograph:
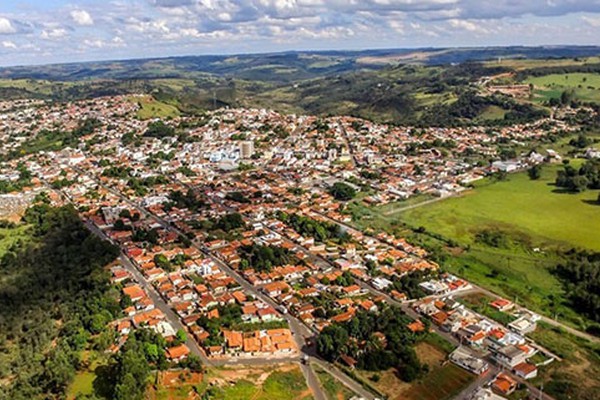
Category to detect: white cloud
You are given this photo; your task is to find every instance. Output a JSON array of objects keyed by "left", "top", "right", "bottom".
[
  {"left": 448, "top": 18, "right": 488, "bottom": 33},
  {"left": 1, "top": 40, "right": 17, "bottom": 49},
  {"left": 41, "top": 28, "right": 68, "bottom": 39},
  {"left": 0, "top": 17, "right": 16, "bottom": 34},
  {"left": 582, "top": 15, "right": 600, "bottom": 27},
  {"left": 70, "top": 10, "right": 94, "bottom": 26}
]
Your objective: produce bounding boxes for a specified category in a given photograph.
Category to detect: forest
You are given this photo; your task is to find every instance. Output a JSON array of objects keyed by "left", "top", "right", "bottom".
[{"left": 0, "top": 204, "right": 120, "bottom": 399}]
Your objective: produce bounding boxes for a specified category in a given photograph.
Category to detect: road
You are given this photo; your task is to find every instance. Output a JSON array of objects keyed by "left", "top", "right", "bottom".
[{"left": 381, "top": 195, "right": 456, "bottom": 216}]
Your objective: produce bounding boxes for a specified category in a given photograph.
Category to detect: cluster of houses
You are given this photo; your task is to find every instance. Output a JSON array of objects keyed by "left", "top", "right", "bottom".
[
  {"left": 1, "top": 94, "right": 584, "bottom": 398},
  {"left": 415, "top": 294, "right": 547, "bottom": 396}
]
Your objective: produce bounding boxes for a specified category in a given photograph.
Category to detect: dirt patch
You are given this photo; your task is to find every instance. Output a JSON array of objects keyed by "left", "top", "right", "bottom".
[
  {"left": 159, "top": 370, "right": 203, "bottom": 387},
  {"left": 415, "top": 342, "right": 446, "bottom": 367}
]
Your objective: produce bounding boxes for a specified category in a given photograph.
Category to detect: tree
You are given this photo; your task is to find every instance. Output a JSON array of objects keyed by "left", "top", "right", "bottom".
[
  {"left": 316, "top": 325, "right": 348, "bottom": 361},
  {"left": 153, "top": 254, "right": 172, "bottom": 271},
  {"left": 329, "top": 182, "right": 357, "bottom": 201},
  {"left": 528, "top": 164, "right": 542, "bottom": 180},
  {"left": 175, "top": 329, "right": 187, "bottom": 345}
]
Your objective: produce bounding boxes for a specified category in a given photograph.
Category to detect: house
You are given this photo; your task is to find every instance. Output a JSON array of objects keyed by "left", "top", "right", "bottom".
[
  {"left": 262, "top": 281, "right": 290, "bottom": 297},
  {"left": 513, "top": 362, "right": 537, "bottom": 379},
  {"left": 340, "top": 354, "right": 357, "bottom": 369},
  {"left": 491, "top": 373, "right": 517, "bottom": 396},
  {"left": 342, "top": 284, "right": 361, "bottom": 296},
  {"left": 449, "top": 347, "right": 489, "bottom": 375},
  {"left": 470, "top": 388, "right": 507, "bottom": 400},
  {"left": 372, "top": 277, "right": 392, "bottom": 290},
  {"left": 166, "top": 344, "right": 190, "bottom": 361},
  {"left": 489, "top": 298, "right": 514, "bottom": 312},
  {"left": 493, "top": 345, "right": 529, "bottom": 368},
  {"left": 508, "top": 314, "right": 538, "bottom": 334},
  {"left": 123, "top": 284, "right": 146, "bottom": 302}
]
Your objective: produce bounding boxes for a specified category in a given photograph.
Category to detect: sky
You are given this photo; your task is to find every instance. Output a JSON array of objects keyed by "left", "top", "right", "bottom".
[{"left": 1, "top": 0, "right": 600, "bottom": 67}]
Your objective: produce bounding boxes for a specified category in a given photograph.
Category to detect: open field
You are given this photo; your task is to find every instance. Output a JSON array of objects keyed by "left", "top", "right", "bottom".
[
  {"left": 401, "top": 164, "right": 600, "bottom": 250},
  {"left": 355, "top": 340, "right": 473, "bottom": 400},
  {"left": 202, "top": 364, "right": 312, "bottom": 400},
  {"left": 66, "top": 351, "right": 111, "bottom": 400},
  {"left": 398, "top": 164, "right": 600, "bottom": 327},
  {"left": 130, "top": 95, "right": 181, "bottom": 120},
  {"left": 525, "top": 72, "right": 600, "bottom": 103}
]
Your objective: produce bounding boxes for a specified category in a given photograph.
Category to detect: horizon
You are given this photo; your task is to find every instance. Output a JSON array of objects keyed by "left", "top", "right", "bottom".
[
  {"left": 2, "top": 43, "right": 600, "bottom": 70},
  {"left": 1, "top": 1, "right": 600, "bottom": 67}
]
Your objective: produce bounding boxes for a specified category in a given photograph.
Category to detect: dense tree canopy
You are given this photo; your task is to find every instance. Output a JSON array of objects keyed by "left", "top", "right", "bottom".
[
  {"left": 329, "top": 182, "right": 357, "bottom": 201},
  {"left": 316, "top": 307, "right": 427, "bottom": 382},
  {"left": 0, "top": 204, "right": 119, "bottom": 399}
]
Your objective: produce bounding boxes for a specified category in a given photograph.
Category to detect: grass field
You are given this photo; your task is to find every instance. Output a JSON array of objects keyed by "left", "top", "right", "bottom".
[
  {"left": 402, "top": 164, "right": 600, "bottom": 250},
  {"left": 130, "top": 95, "right": 181, "bottom": 120},
  {"left": 525, "top": 72, "right": 600, "bottom": 103},
  {"left": 399, "top": 164, "right": 600, "bottom": 327},
  {"left": 313, "top": 364, "right": 355, "bottom": 400},
  {"left": 66, "top": 352, "right": 110, "bottom": 400}
]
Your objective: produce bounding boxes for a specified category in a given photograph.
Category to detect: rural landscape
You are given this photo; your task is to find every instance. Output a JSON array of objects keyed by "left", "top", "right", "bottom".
[{"left": 1, "top": 2, "right": 600, "bottom": 400}]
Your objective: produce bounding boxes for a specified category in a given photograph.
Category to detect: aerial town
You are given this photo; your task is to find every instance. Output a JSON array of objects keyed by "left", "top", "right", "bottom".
[{"left": 1, "top": 93, "right": 594, "bottom": 400}]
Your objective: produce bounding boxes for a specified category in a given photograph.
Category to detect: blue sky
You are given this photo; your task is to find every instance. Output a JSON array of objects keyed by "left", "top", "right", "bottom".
[{"left": 1, "top": 1, "right": 600, "bottom": 66}]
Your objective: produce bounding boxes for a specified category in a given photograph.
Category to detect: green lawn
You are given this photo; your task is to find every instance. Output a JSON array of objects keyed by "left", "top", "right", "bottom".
[{"left": 402, "top": 164, "right": 600, "bottom": 250}]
